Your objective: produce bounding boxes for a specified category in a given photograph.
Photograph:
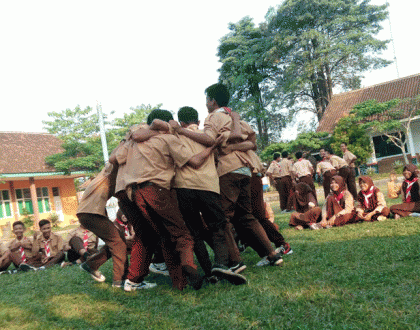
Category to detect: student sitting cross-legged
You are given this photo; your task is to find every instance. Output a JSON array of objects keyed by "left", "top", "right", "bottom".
[
  {"left": 320, "top": 175, "right": 359, "bottom": 228},
  {"left": 289, "top": 182, "right": 322, "bottom": 230},
  {"left": 356, "top": 176, "right": 390, "bottom": 222}
]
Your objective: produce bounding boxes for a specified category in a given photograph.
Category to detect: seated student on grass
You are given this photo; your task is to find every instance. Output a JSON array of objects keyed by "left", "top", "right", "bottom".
[
  {"left": 390, "top": 164, "right": 420, "bottom": 219},
  {"left": 32, "top": 219, "right": 65, "bottom": 268},
  {"left": 0, "top": 242, "right": 12, "bottom": 273},
  {"left": 62, "top": 225, "right": 99, "bottom": 266},
  {"left": 387, "top": 171, "right": 402, "bottom": 199},
  {"left": 356, "top": 176, "right": 390, "bottom": 222},
  {"left": 289, "top": 182, "right": 322, "bottom": 230},
  {"left": 6, "top": 221, "right": 38, "bottom": 272},
  {"left": 320, "top": 175, "right": 359, "bottom": 228}
]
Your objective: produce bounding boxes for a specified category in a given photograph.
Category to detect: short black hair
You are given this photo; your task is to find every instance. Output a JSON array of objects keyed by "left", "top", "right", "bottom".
[
  {"left": 147, "top": 109, "right": 174, "bottom": 125},
  {"left": 12, "top": 221, "right": 25, "bottom": 229},
  {"left": 295, "top": 151, "right": 303, "bottom": 159},
  {"left": 205, "top": 83, "right": 230, "bottom": 107},
  {"left": 273, "top": 152, "right": 281, "bottom": 160},
  {"left": 324, "top": 148, "right": 333, "bottom": 155},
  {"left": 39, "top": 219, "right": 50, "bottom": 228},
  {"left": 281, "top": 151, "right": 288, "bottom": 158},
  {"left": 178, "top": 107, "right": 199, "bottom": 125}
]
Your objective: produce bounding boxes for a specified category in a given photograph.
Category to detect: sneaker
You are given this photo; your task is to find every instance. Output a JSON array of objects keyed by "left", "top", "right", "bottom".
[
  {"left": 295, "top": 225, "right": 304, "bottom": 230},
  {"left": 112, "top": 280, "right": 125, "bottom": 288},
  {"left": 149, "top": 262, "right": 170, "bottom": 276},
  {"left": 255, "top": 257, "right": 269, "bottom": 267},
  {"left": 204, "top": 274, "right": 219, "bottom": 284},
  {"left": 8, "top": 269, "right": 18, "bottom": 274},
  {"left": 124, "top": 279, "right": 157, "bottom": 291},
  {"left": 19, "top": 263, "right": 37, "bottom": 272},
  {"left": 267, "top": 253, "right": 283, "bottom": 266},
  {"left": 211, "top": 265, "right": 247, "bottom": 285},
  {"left": 377, "top": 215, "right": 387, "bottom": 221},
  {"left": 229, "top": 262, "right": 247, "bottom": 274},
  {"left": 324, "top": 225, "right": 332, "bottom": 229},
  {"left": 80, "top": 262, "right": 106, "bottom": 282},
  {"left": 410, "top": 213, "right": 420, "bottom": 217},
  {"left": 61, "top": 261, "right": 72, "bottom": 268},
  {"left": 276, "top": 243, "right": 293, "bottom": 255}
]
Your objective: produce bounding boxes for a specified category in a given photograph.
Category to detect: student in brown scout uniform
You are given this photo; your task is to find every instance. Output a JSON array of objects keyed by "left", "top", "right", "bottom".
[
  {"left": 289, "top": 182, "right": 322, "bottom": 230},
  {"left": 324, "top": 148, "right": 356, "bottom": 199},
  {"left": 32, "top": 219, "right": 65, "bottom": 267},
  {"left": 267, "top": 151, "right": 294, "bottom": 211},
  {"left": 340, "top": 142, "right": 358, "bottom": 199},
  {"left": 63, "top": 225, "right": 99, "bottom": 265},
  {"left": 6, "top": 221, "right": 37, "bottom": 272},
  {"left": 124, "top": 109, "right": 218, "bottom": 291},
  {"left": 77, "top": 151, "right": 129, "bottom": 288},
  {"left": 171, "top": 83, "right": 283, "bottom": 267},
  {"left": 390, "top": 164, "right": 420, "bottom": 219},
  {"left": 316, "top": 150, "right": 337, "bottom": 198},
  {"left": 387, "top": 171, "right": 402, "bottom": 199},
  {"left": 356, "top": 176, "right": 390, "bottom": 221},
  {"left": 320, "top": 176, "right": 359, "bottom": 228},
  {"left": 292, "top": 151, "right": 317, "bottom": 202}
]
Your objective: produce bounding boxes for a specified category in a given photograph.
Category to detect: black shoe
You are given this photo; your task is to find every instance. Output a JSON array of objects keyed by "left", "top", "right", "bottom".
[
  {"left": 19, "top": 263, "right": 37, "bottom": 272},
  {"left": 182, "top": 265, "right": 203, "bottom": 290},
  {"left": 229, "top": 262, "right": 247, "bottom": 274},
  {"left": 211, "top": 265, "right": 247, "bottom": 285},
  {"left": 204, "top": 274, "right": 219, "bottom": 284},
  {"left": 267, "top": 253, "right": 283, "bottom": 266}
]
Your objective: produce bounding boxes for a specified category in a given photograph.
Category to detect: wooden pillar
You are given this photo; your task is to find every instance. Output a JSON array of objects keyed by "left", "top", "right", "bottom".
[
  {"left": 29, "top": 177, "right": 40, "bottom": 230},
  {"left": 8, "top": 181, "right": 19, "bottom": 222}
]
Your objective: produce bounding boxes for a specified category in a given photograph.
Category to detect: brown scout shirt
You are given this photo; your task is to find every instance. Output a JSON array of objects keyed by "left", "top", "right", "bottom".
[
  {"left": 63, "top": 227, "right": 98, "bottom": 251},
  {"left": 292, "top": 159, "right": 313, "bottom": 178},
  {"left": 0, "top": 242, "right": 8, "bottom": 257},
  {"left": 124, "top": 134, "right": 194, "bottom": 191},
  {"left": 356, "top": 190, "right": 387, "bottom": 214},
  {"left": 329, "top": 155, "right": 348, "bottom": 169},
  {"left": 204, "top": 109, "right": 260, "bottom": 177},
  {"left": 266, "top": 160, "right": 282, "bottom": 179},
  {"left": 7, "top": 237, "right": 34, "bottom": 259},
  {"left": 316, "top": 160, "right": 335, "bottom": 175},
  {"left": 343, "top": 150, "right": 357, "bottom": 168},
  {"left": 173, "top": 124, "right": 220, "bottom": 194},
  {"left": 32, "top": 232, "right": 64, "bottom": 257},
  {"left": 323, "top": 190, "right": 355, "bottom": 217},
  {"left": 279, "top": 158, "right": 293, "bottom": 177},
  {"left": 77, "top": 163, "right": 115, "bottom": 217}
]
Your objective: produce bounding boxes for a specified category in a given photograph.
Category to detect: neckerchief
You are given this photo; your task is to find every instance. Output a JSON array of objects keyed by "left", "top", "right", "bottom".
[
  {"left": 116, "top": 218, "right": 130, "bottom": 237},
  {"left": 83, "top": 230, "right": 89, "bottom": 249},
  {"left": 362, "top": 186, "right": 375, "bottom": 208},
  {"left": 405, "top": 177, "right": 418, "bottom": 203},
  {"left": 44, "top": 239, "right": 51, "bottom": 257},
  {"left": 334, "top": 191, "right": 345, "bottom": 204}
]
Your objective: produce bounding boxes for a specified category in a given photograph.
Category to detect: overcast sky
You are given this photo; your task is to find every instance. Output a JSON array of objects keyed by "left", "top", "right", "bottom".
[{"left": 1, "top": 0, "right": 419, "bottom": 138}]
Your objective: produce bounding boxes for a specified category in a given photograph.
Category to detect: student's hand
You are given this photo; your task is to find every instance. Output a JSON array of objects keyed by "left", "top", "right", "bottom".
[
  {"left": 320, "top": 219, "right": 328, "bottom": 227},
  {"left": 365, "top": 212, "right": 374, "bottom": 221},
  {"left": 169, "top": 120, "right": 181, "bottom": 133},
  {"left": 213, "top": 135, "right": 224, "bottom": 148},
  {"left": 327, "top": 215, "right": 336, "bottom": 226},
  {"left": 308, "top": 202, "right": 315, "bottom": 208},
  {"left": 42, "top": 257, "right": 48, "bottom": 264}
]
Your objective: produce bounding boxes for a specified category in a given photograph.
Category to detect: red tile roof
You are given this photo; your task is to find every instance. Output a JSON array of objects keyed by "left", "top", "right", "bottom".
[
  {"left": 0, "top": 132, "right": 64, "bottom": 174},
  {"left": 317, "top": 73, "right": 420, "bottom": 133}
]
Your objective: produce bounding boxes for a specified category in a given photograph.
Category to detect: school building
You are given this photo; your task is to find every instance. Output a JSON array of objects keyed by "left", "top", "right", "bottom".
[
  {"left": 0, "top": 132, "right": 85, "bottom": 234},
  {"left": 317, "top": 73, "right": 420, "bottom": 173}
]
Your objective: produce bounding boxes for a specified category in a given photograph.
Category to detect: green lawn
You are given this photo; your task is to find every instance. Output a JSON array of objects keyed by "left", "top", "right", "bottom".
[{"left": 1, "top": 202, "right": 419, "bottom": 330}]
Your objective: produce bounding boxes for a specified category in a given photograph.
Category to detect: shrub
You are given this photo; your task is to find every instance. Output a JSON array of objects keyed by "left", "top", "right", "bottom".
[{"left": 48, "top": 212, "right": 60, "bottom": 228}]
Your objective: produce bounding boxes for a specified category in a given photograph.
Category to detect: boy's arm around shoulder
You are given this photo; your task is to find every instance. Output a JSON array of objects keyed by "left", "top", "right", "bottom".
[
  {"left": 187, "top": 135, "right": 223, "bottom": 169},
  {"left": 171, "top": 120, "right": 215, "bottom": 147}
]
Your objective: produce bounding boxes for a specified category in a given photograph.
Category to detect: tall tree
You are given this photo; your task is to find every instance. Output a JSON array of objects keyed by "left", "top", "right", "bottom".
[
  {"left": 352, "top": 96, "right": 420, "bottom": 164},
  {"left": 217, "top": 17, "right": 288, "bottom": 149},
  {"left": 267, "top": 0, "right": 390, "bottom": 123}
]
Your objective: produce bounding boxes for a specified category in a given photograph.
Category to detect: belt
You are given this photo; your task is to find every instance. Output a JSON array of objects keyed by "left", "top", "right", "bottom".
[{"left": 136, "top": 181, "right": 154, "bottom": 189}]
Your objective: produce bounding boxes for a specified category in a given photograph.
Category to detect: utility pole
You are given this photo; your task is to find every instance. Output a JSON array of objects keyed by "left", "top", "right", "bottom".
[{"left": 96, "top": 102, "right": 109, "bottom": 163}]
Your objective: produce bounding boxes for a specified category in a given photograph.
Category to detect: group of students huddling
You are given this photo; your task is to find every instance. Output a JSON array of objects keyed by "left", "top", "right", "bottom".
[
  {"left": 0, "top": 83, "right": 294, "bottom": 291},
  {"left": 265, "top": 142, "right": 420, "bottom": 230}
]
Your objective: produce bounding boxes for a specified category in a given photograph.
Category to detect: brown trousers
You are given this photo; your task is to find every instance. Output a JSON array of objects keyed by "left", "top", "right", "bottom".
[
  {"left": 67, "top": 236, "right": 98, "bottom": 263},
  {"left": 0, "top": 255, "right": 12, "bottom": 271},
  {"left": 289, "top": 207, "right": 322, "bottom": 227},
  {"left": 78, "top": 213, "right": 127, "bottom": 282},
  {"left": 390, "top": 202, "right": 420, "bottom": 217},
  {"left": 219, "top": 172, "right": 274, "bottom": 261},
  {"left": 274, "top": 176, "right": 294, "bottom": 211}
]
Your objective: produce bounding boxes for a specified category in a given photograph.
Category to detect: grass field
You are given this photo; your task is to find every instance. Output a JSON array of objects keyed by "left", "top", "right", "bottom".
[{"left": 1, "top": 200, "right": 419, "bottom": 329}]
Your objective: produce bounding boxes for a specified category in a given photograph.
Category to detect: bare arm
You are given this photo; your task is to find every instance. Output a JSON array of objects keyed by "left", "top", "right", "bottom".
[{"left": 132, "top": 127, "right": 160, "bottom": 142}]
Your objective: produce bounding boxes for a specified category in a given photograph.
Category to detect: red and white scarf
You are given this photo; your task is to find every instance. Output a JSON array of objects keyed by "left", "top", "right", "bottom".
[
  {"left": 362, "top": 186, "right": 375, "bottom": 208},
  {"left": 44, "top": 239, "right": 51, "bottom": 257},
  {"left": 19, "top": 246, "right": 27, "bottom": 263},
  {"left": 116, "top": 219, "right": 130, "bottom": 237},
  {"left": 83, "top": 230, "right": 89, "bottom": 249},
  {"left": 334, "top": 191, "right": 345, "bottom": 204},
  {"left": 405, "top": 177, "right": 418, "bottom": 203}
]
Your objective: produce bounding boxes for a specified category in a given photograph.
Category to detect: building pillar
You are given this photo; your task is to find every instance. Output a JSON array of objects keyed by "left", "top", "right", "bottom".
[
  {"left": 407, "top": 124, "right": 416, "bottom": 162},
  {"left": 8, "top": 181, "right": 19, "bottom": 222},
  {"left": 29, "top": 177, "right": 40, "bottom": 230}
]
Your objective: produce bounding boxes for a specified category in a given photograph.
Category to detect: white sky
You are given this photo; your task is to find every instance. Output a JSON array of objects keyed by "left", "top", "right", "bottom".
[{"left": 0, "top": 0, "right": 419, "bottom": 137}]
